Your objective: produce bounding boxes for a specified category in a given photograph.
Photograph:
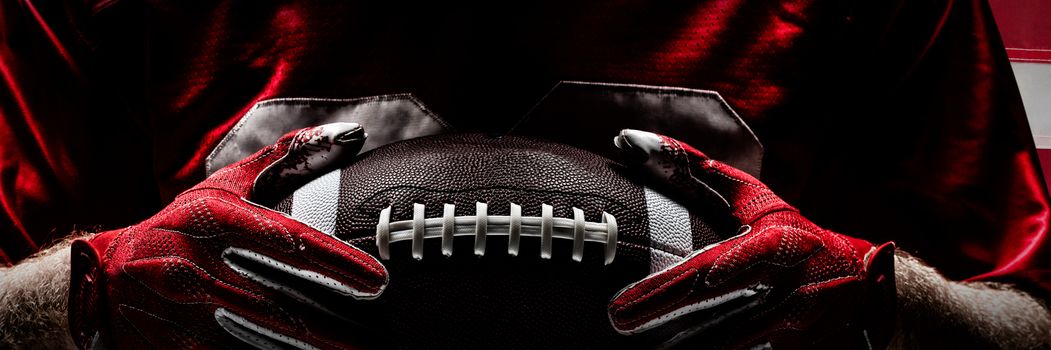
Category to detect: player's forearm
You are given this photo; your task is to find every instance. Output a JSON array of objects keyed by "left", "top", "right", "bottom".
[
  {"left": 0, "top": 239, "right": 77, "bottom": 350},
  {"left": 891, "top": 251, "right": 1051, "bottom": 349}
]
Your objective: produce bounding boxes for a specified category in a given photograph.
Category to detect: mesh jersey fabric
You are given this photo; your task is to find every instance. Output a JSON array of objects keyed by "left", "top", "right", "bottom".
[{"left": 0, "top": 0, "right": 1048, "bottom": 302}]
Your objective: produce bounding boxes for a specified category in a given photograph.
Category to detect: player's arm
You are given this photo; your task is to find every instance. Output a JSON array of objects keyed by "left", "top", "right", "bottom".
[
  {"left": 890, "top": 251, "right": 1051, "bottom": 349},
  {"left": 607, "top": 130, "right": 1051, "bottom": 349},
  {"left": 0, "top": 239, "right": 79, "bottom": 349}
]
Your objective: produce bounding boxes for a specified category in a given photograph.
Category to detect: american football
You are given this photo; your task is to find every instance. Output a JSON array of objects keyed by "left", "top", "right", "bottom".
[{"left": 273, "top": 133, "right": 727, "bottom": 349}]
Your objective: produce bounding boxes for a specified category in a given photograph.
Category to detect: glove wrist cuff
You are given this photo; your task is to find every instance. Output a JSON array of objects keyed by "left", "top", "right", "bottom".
[
  {"left": 68, "top": 230, "right": 119, "bottom": 349},
  {"left": 860, "top": 242, "right": 898, "bottom": 349}
]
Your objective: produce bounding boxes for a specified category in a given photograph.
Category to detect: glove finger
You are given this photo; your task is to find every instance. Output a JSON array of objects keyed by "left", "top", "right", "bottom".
[
  {"left": 142, "top": 194, "right": 386, "bottom": 306},
  {"left": 199, "top": 122, "right": 366, "bottom": 204},
  {"left": 112, "top": 253, "right": 298, "bottom": 349},
  {"left": 214, "top": 307, "right": 319, "bottom": 350},
  {"left": 666, "top": 315, "right": 777, "bottom": 350},
  {"left": 214, "top": 306, "right": 387, "bottom": 350},
  {"left": 671, "top": 277, "right": 872, "bottom": 350},
  {"left": 191, "top": 193, "right": 389, "bottom": 301},
  {"left": 614, "top": 129, "right": 793, "bottom": 224},
  {"left": 113, "top": 283, "right": 368, "bottom": 350},
  {"left": 252, "top": 201, "right": 387, "bottom": 298},
  {"left": 115, "top": 246, "right": 384, "bottom": 349},
  {"left": 607, "top": 234, "right": 772, "bottom": 335},
  {"left": 221, "top": 239, "right": 387, "bottom": 304},
  {"left": 110, "top": 302, "right": 229, "bottom": 349},
  {"left": 214, "top": 245, "right": 390, "bottom": 349},
  {"left": 608, "top": 222, "right": 827, "bottom": 335}
]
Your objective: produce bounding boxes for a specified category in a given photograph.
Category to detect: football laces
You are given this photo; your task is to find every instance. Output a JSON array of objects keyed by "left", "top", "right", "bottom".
[{"left": 376, "top": 202, "right": 618, "bottom": 264}]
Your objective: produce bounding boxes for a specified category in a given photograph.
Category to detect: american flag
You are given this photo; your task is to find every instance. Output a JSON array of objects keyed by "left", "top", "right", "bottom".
[{"left": 990, "top": 0, "right": 1051, "bottom": 189}]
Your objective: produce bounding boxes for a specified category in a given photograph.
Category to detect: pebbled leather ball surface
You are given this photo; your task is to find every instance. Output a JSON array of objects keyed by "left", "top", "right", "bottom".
[{"left": 275, "top": 134, "right": 721, "bottom": 349}]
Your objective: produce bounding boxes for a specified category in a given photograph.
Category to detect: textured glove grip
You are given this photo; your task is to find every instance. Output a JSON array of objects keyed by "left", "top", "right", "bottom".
[{"left": 68, "top": 231, "right": 118, "bottom": 350}]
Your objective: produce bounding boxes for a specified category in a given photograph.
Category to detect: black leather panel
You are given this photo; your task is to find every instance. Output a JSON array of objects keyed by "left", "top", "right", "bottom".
[
  {"left": 509, "top": 81, "right": 763, "bottom": 176},
  {"left": 205, "top": 94, "right": 454, "bottom": 175}
]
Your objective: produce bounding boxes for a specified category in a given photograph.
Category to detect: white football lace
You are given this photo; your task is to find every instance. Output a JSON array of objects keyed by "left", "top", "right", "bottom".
[{"left": 376, "top": 203, "right": 618, "bottom": 264}]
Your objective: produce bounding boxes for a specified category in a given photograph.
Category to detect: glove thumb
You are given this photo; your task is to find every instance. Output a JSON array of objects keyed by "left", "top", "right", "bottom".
[{"left": 200, "top": 122, "right": 366, "bottom": 204}]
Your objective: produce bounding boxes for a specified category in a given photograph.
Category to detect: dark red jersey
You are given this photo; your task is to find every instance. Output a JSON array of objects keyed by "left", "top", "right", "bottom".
[{"left": 2, "top": 0, "right": 1048, "bottom": 300}]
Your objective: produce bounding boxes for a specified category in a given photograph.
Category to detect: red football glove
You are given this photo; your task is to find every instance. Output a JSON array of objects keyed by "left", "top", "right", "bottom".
[
  {"left": 68, "top": 123, "right": 389, "bottom": 349},
  {"left": 607, "top": 130, "right": 896, "bottom": 349}
]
